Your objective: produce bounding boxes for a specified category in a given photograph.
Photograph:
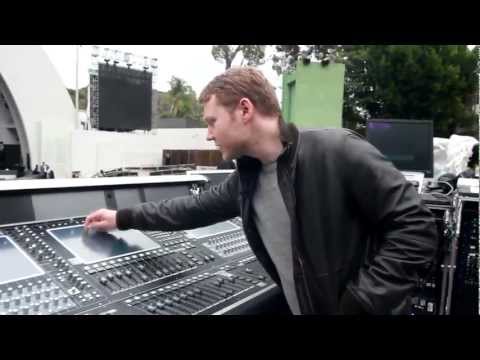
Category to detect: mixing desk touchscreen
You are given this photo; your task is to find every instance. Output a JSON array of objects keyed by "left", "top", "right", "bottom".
[
  {"left": 48, "top": 227, "right": 160, "bottom": 264},
  {"left": 0, "top": 235, "right": 44, "bottom": 284}
]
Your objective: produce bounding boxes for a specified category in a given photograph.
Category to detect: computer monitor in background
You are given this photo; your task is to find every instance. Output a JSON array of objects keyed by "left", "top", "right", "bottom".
[{"left": 366, "top": 119, "right": 434, "bottom": 178}]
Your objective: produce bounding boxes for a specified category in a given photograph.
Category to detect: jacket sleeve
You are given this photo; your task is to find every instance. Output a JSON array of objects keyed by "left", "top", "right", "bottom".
[
  {"left": 340, "top": 132, "right": 438, "bottom": 314},
  {"left": 116, "top": 172, "right": 241, "bottom": 231}
]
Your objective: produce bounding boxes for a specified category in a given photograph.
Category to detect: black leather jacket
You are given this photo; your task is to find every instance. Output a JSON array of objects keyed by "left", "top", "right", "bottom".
[{"left": 117, "top": 123, "right": 438, "bottom": 315}]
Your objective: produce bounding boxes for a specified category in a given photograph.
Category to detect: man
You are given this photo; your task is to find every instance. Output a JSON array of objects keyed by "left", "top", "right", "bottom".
[
  {"left": 85, "top": 67, "right": 438, "bottom": 315},
  {"left": 217, "top": 159, "right": 236, "bottom": 169}
]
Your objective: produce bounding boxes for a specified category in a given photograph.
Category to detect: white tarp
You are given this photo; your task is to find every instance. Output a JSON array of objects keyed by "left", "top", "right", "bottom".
[{"left": 433, "top": 135, "right": 478, "bottom": 178}]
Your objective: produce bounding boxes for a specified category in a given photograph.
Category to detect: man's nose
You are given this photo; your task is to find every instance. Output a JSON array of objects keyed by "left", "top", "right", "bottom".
[{"left": 206, "top": 129, "right": 214, "bottom": 141}]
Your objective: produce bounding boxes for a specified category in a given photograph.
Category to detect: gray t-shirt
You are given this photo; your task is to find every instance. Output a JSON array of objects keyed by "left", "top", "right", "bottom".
[{"left": 252, "top": 161, "right": 302, "bottom": 315}]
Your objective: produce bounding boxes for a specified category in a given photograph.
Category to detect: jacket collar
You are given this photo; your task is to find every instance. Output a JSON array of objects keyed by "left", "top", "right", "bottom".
[
  {"left": 236, "top": 121, "right": 299, "bottom": 173},
  {"left": 278, "top": 121, "right": 299, "bottom": 171}
]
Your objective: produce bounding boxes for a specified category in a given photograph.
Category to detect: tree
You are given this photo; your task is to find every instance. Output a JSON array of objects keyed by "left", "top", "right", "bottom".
[
  {"left": 271, "top": 45, "right": 349, "bottom": 75},
  {"left": 211, "top": 45, "right": 267, "bottom": 69},
  {"left": 161, "top": 76, "right": 202, "bottom": 121},
  {"left": 272, "top": 45, "right": 479, "bottom": 137},
  {"left": 344, "top": 45, "right": 478, "bottom": 137}
]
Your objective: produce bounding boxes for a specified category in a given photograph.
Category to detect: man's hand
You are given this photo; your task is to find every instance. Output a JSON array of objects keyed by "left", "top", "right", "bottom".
[{"left": 84, "top": 208, "right": 117, "bottom": 232}]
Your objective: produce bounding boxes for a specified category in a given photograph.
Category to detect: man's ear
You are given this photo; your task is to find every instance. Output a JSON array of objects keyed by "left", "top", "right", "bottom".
[{"left": 239, "top": 98, "right": 253, "bottom": 120}]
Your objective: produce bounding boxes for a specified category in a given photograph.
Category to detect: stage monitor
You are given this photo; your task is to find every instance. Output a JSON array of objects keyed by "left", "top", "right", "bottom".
[
  {"left": 366, "top": 119, "right": 433, "bottom": 177},
  {"left": 98, "top": 63, "right": 152, "bottom": 131}
]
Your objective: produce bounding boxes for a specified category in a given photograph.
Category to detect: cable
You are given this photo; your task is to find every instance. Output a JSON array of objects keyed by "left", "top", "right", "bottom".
[
  {"left": 430, "top": 192, "right": 453, "bottom": 201},
  {"left": 435, "top": 181, "right": 455, "bottom": 196}
]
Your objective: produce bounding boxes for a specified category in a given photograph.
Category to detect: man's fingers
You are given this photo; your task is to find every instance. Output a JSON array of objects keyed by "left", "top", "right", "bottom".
[
  {"left": 84, "top": 209, "right": 115, "bottom": 231},
  {"left": 85, "top": 209, "right": 105, "bottom": 228},
  {"left": 89, "top": 220, "right": 110, "bottom": 231},
  {"left": 84, "top": 215, "right": 97, "bottom": 228},
  {"left": 88, "top": 221, "right": 100, "bottom": 231}
]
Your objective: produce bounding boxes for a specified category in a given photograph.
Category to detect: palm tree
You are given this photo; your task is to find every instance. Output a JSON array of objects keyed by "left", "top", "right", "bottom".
[{"left": 163, "top": 76, "right": 201, "bottom": 120}]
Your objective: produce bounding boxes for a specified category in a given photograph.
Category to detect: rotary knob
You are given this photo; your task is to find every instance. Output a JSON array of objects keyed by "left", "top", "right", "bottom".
[
  {"left": 29, "top": 244, "right": 37, "bottom": 255},
  {"left": 16, "top": 285, "right": 24, "bottom": 295},
  {"left": 163, "top": 298, "right": 173, "bottom": 306},
  {"left": 156, "top": 301, "right": 165, "bottom": 310},
  {"left": 67, "top": 270, "right": 74, "bottom": 280},
  {"left": 193, "top": 288, "right": 202, "bottom": 295}
]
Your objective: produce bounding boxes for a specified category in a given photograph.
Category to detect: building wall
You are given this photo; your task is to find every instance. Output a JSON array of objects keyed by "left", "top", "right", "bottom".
[
  {"left": 152, "top": 117, "right": 206, "bottom": 129},
  {"left": 71, "top": 128, "right": 216, "bottom": 177},
  {"left": 0, "top": 93, "right": 17, "bottom": 144},
  {"left": 282, "top": 61, "right": 345, "bottom": 129},
  {"left": 0, "top": 45, "right": 76, "bottom": 177}
]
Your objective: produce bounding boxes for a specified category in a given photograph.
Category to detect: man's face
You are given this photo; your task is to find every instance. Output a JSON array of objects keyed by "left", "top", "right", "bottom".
[{"left": 203, "top": 95, "right": 247, "bottom": 160}]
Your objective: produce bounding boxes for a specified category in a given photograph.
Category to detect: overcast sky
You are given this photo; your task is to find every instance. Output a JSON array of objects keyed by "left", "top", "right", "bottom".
[
  {"left": 42, "top": 45, "right": 477, "bottom": 102},
  {"left": 42, "top": 45, "right": 283, "bottom": 99}
]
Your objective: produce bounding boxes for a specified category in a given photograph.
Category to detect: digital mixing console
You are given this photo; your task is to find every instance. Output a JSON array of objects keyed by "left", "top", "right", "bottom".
[
  {"left": 0, "top": 172, "right": 476, "bottom": 315},
  {"left": 0, "top": 175, "right": 282, "bottom": 315}
]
